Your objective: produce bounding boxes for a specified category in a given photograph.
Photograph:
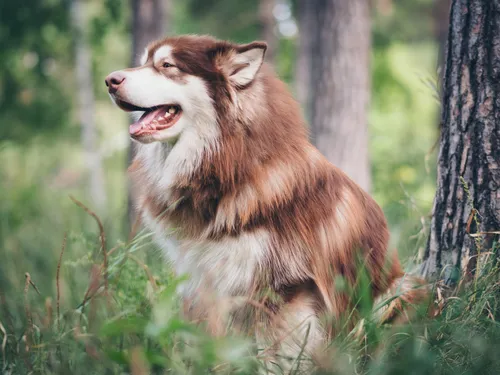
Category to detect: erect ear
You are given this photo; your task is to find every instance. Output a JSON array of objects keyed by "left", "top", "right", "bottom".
[{"left": 223, "top": 41, "right": 267, "bottom": 87}]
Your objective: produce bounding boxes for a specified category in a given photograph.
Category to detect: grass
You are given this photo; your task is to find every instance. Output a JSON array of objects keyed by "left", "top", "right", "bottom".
[
  {"left": 0, "top": 138, "right": 498, "bottom": 374},
  {"left": 0, "top": 190, "right": 499, "bottom": 375}
]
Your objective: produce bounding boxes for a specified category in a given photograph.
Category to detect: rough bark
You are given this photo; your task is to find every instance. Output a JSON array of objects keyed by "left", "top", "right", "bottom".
[
  {"left": 127, "top": 0, "right": 170, "bottom": 231},
  {"left": 422, "top": 0, "right": 500, "bottom": 282},
  {"left": 308, "top": 0, "right": 372, "bottom": 192},
  {"left": 71, "top": 0, "right": 107, "bottom": 210},
  {"left": 295, "top": 0, "right": 315, "bottom": 121},
  {"left": 259, "top": 0, "right": 278, "bottom": 64}
]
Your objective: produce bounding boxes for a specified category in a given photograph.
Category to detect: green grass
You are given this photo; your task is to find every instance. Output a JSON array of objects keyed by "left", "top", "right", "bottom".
[
  {"left": 1, "top": 200, "right": 499, "bottom": 375},
  {"left": 0, "top": 143, "right": 499, "bottom": 373}
]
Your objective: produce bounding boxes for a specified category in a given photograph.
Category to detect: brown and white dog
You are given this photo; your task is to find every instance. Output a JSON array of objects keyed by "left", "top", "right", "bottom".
[{"left": 106, "top": 35, "right": 425, "bottom": 366}]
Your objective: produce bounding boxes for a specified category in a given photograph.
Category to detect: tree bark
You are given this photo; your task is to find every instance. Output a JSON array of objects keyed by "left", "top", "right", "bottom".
[
  {"left": 131, "top": 0, "right": 170, "bottom": 67},
  {"left": 71, "top": 0, "right": 107, "bottom": 210},
  {"left": 259, "top": 0, "right": 278, "bottom": 64},
  {"left": 127, "top": 0, "right": 170, "bottom": 232},
  {"left": 422, "top": 0, "right": 500, "bottom": 283},
  {"left": 308, "top": 0, "right": 372, "bottom": 192}
]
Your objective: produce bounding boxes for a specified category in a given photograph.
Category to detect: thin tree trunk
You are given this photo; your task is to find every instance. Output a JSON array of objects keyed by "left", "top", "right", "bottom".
[
  {"left": 127, "top": 0, "right": 170, "bottom": 232},
  {"left": 259, "top": 0, "right": 278, "bottom": 64},
  {"left": 434, "top": 0, "right": 452, "bottom": 105},
  {"left": 131, "top": 0, "right": 170, "bottom": 67},
  {"left": 295, "top": 0, "right": 315, "bottom": 121},
  {"left": 422, "top": 0, "right": 500, "bottom": 282},
  {"left": 309, "top": 0, "right": 371, "bottom": 192},
  {"left": 71, "top": 0, "right": 107, "bottom": 210}
]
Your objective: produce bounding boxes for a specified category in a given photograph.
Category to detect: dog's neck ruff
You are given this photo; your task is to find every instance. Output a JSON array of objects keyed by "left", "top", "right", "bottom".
[{"left": 135, "top": 114, "right": 220, "bottom": 194}]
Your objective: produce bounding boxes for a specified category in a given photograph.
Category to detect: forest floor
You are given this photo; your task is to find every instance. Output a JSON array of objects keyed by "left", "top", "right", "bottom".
[{"left": 1, "top": 217, "right": 499, "bottom": 374}]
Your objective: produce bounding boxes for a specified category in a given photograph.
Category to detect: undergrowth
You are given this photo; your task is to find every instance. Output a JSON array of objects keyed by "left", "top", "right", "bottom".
[{"left": 0, "top": 198, "right": 499, "bottom": 375}]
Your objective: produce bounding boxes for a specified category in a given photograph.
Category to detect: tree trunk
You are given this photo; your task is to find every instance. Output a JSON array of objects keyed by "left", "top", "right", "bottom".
[
  {"left": 131, "top": 0, "right": 170, "bottom": 67},
  {"left": 295, "top": 0, "right": 315, "bottom": 121},
  {"left": 127, "top": 0, "right": 170, "bottom": 232},
  {"left": 422, "top": 0, "right": 500, "bottom": 283},
  {"left": 259, "top": 0, "right": 278, "bottom": 64},
  {"left": 308, "top": 0, "right": 372, "bottom": 192},
  {"left": 71, "top": 0, "right": 107, "bottom": 210}
]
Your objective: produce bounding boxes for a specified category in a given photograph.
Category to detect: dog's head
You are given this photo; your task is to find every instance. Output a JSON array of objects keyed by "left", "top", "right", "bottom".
[{"left": 105, "top": 35, "right": 267, "bottom": 144}]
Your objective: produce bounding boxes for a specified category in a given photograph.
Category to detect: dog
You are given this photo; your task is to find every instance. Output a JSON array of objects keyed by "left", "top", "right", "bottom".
[{"left": 106, "top": 34, "right": 426, "bottom": 368}]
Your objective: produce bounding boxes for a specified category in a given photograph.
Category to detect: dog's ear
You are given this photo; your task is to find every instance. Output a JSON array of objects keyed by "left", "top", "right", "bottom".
[{"left": 217, "top": 41, "right": 267, "bottom": 88}]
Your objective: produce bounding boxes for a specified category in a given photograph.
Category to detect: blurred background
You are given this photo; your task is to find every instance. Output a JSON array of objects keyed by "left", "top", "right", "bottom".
[{"left": 0, "top": 0, "right": 446, "bottom": 330}]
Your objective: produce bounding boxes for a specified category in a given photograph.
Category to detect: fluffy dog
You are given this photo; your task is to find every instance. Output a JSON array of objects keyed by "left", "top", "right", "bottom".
[{"left": 106, "top": 35, "right": 425, "bottom": 367}]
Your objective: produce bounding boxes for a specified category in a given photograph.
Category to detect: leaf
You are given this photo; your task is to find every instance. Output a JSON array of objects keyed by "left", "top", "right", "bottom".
[
  {"left": 166, "top": 318, "right": 199, "bottom": 335},
  {"left": 146, "top": 318, "right": 199, "bottom": 338},
  {"left": 100, "top": 316, "right": 148, "bottom": 337},
  {"left": 105, "top": 349, "right": 129, "bottom": 365},
  {"left": 144, "top": 350, "right": 169, "bottom": 367}
]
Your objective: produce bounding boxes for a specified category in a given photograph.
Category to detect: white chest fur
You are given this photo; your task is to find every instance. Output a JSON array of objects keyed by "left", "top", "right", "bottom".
[{"left": 143, "top": 210, "right": 269, "bottom": 298}]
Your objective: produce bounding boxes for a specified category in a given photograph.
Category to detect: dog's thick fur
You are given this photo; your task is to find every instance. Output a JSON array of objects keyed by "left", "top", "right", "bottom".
[{"left": 107, "top": 35, "right": 426, "bottom": 365}]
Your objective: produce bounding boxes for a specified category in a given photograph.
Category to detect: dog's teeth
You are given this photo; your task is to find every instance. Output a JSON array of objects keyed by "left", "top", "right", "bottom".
[{"left": 168, "top": 107, "right": 176, "bottom": 114}]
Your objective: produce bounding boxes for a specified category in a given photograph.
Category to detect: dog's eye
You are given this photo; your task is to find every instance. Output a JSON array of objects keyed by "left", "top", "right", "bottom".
[{"left": 162, "top": 62, "right": 174, "bottom": 68}]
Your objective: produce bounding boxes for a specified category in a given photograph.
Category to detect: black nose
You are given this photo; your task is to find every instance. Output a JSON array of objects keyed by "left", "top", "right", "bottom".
[{"left": 105, "top": 71, "right": 126, "bottom": 93}]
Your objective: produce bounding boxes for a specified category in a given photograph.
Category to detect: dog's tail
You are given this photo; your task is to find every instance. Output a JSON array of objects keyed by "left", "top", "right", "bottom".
[{"left": 374, "top": 273, "right": 430, "bottom": 324}]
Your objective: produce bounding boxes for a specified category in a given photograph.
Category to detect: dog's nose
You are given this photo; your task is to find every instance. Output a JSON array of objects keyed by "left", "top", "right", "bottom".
[{"left": 105, "top": 71, "right": 126, "bottom": 93}]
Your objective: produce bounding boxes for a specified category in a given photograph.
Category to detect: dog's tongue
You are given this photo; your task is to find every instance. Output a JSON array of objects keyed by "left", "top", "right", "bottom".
[{"left": 129, "top": 107, "right": 165, "bottom": 135}]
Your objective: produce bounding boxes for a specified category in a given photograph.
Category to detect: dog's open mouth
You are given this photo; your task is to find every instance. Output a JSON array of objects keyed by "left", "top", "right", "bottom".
[{"left": 125, "top": 102, "right": 182, "bottom": 137}]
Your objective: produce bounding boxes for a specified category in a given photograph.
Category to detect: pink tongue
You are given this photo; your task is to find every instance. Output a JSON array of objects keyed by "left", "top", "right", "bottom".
[{"left": 129, "top": 107, "right": 165, "bottom": 135}]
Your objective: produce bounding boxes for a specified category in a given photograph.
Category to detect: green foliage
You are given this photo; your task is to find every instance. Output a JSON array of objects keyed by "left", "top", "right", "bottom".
[
  {"left": 370, "top": 42, "right": 439, "bottom": 257},
  {"left": 0, "top": 0, "right": 71, "bottom": 142},
  {"left": 1, "top": 220, "right": 500, "bottom": 374},
  {"left": 185, "top": 0, "right": 260, "bottom": 42},
  {"left": 89, "top": 0, "right": 125, "bottom": 48},
  {"left": 0, "top": 0, "right": 127, "bottom": 143},
  {"left": 373, "top": 0, "right": 437, "bottom": 46}
]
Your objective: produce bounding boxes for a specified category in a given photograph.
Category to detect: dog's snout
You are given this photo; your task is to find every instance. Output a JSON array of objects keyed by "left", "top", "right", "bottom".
[{"left": 105, "top": 71, "right": 126, "bottom": 93}]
